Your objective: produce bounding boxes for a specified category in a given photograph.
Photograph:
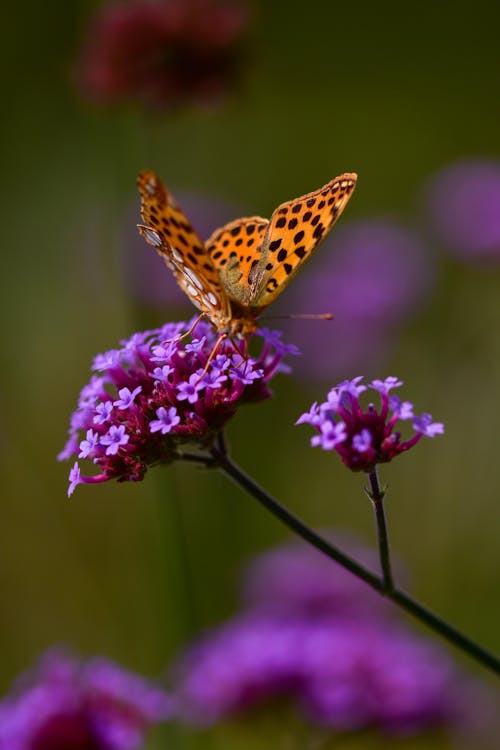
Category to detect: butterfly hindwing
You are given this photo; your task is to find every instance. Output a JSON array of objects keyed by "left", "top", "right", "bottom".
[
  {"left": 205, "top": 217, "right": 269, "bottom": 305},
  {"left": 137, "top": 170, "right": 230, "bottom": 323},
  {"left": 249, "top": 174, "right": 357, "bottom": 308}
]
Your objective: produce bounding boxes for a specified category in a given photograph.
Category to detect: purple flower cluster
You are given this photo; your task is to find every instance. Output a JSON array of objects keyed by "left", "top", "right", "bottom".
[
  {"left": 296, "top": 376, "right": 443, "bottom": 472},
  {"left": 0, "top": 650, "right": 173, "bottom": 750},
  {"left": 175, "top": 540, "right": 464, "bottom": 735},
  {"left": 59, "top": 318, "right": 296, "bottom": 496}
]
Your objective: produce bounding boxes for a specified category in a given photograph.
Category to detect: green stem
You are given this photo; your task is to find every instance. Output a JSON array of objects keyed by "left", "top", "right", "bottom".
[
  {"left": 367, "top": 467, "right": 394, "bottom": 592},
  {"left": 207, "top": 448, "right": 500, "bottom": 677}
]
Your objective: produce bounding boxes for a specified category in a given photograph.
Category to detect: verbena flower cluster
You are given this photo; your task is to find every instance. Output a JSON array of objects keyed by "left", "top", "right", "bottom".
[
  {"left": 297, "top": 376, "right": 444, "bottom": 472},
  {"left": 76, "top": 0, "right": 250, "bottom": 109},
  {"left": 59, "top": 318, "right": 296, "bottom": 496},
  {"left": 0, "top": 650, "right": 173, "bottom": 750},
  {"left": 175, "top": 540, "right": 466, "bottom": 735}
]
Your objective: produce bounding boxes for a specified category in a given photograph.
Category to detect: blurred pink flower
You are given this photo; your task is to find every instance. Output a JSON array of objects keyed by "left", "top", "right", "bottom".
[
  {"left": 423, "top": 158, "right": 500, "bottom": 262},
  {"left": 0, "top": 649, "right": 173, "bottom": 749},
  {"left": 76, "top": 0, "right": 251, "bottom": 109},
  {"left": 175, "top": 539, "right": 475, "bottom": 737}
]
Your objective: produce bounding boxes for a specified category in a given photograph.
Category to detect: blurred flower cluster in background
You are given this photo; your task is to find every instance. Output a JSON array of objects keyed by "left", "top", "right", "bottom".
[
  {"left": 1, "top": 539, "right": 493, "bottom": 748},
  {"left": 76, "top": 0, "right": 251, "bottom": 110},
  {"left": 1, "top": 0, "right": 499, "bottom": 748}
]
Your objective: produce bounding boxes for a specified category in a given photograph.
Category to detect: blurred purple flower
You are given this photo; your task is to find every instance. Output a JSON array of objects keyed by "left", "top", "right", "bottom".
[
  {"left": 121, "top": 192, "right": 247, "bottom": 310},
  {"left": 277, "top": 219, "right": 433, "bottom": 381},
  {"left": 0, "top": 649, "right": 173, "bottom": 750},
  {"left": 424, "top": 159, "right": 500, "bottom": 262},
  {"left": 58, "top": 318, "right": 296, "bottom": 495},
  {"left": 175, "top": 613, "right": 462, "bottom": 735},
  {"left": 76, "top": 0, "right": 251, "bottom": 110},
  {"left": 242, "top": 537, "right": 393, "bottom": 621},
  {"left": 296, "top": 376, "right": 443, "bottom": 472}
]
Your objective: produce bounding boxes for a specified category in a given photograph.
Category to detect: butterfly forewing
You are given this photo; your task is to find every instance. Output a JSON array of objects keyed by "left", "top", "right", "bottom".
[
  {"left": 249, "top": 174, "right": 357, "bottom": 308},
  {"left": 137, "top": 170, "right": 230, "bottom": 323},
  {"left": 205, "top": 217, "right": 269, "bottom": 305}
]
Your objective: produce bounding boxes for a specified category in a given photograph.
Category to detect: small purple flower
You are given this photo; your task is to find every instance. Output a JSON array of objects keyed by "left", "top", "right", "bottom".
[
  {"left": 177, "top": 373, "right": 205, "bottom": 404},
  {"left": 59, "top": 318, "right": 296, "bottom": 495},
  {"left": 231, "top": 357, "right": 264, "bottom": 384},
  {"left": 101, "top": 425, "right": 130, "bottom": 456},
  {"left": 295, "top": 402, "right": 321, "bottom": 426},
  {"left": 185, "top": 337, "right": 206, "bottom": 354},
  {"left": 151, "top": 365, "right": 174, "bottom": 382},
  {"left": 352, "top": 428, "right": 372, "bottom": 453},
  {"left": 197, "top": 366, "right": 228, "bottom": 389},
  {"left": 297, "top": 376, "right": 443, "bottom": 472},
  {"left": 370, "top": 376, "right": 403, "bottom": 394},
  {"left": 311, "top": 421, "right": 347, "bottom": 450},
  {"left": 413, "top": 413, "right": 445, "bottom": 437},
  {"left": 78, "top": 429, "right": 100, "bottom": 459},
  {"left": 423, "top": 158, "right": 500, "bottom": 262},
  {"left": 113, "top": 385, "right": 142, "bottom": 409},
  {"left": 389, "top": 395, "right": 414, "bottom": 420},
  {"left": 0, "top": 649, "right": 173, "bottom": 749},
  {"left": 68, "top": 462, "right": 81, "bottom": 498},
  {"left": 93, "top": 400, "right": 114, "bottom": 425},
  {"left": 150, "top": 406, "right": 181, "bottom": 435}
]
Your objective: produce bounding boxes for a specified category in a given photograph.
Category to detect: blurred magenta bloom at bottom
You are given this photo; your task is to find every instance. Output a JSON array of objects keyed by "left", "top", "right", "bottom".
[
  {"left": 176, "top": 613, "right": 461, "bottom": 734},
  {"left": 174, "top": 539, "right": 470, "bottom": 737},
  {"left": 0, "top": 650, "right": 173, "bottom": 749},
  {"left": 278, "top": 219, "right": 433, "bottom": 381},
  {"left": 423, "top": 158, "right": 500, "bottom": 262}
]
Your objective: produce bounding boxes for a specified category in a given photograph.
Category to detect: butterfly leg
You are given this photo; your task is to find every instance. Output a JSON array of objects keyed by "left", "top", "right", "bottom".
[
  {"left": 228, "top": 336, "right": 250, "bottom": 368},
  {"left": 163, "top": 313, "right": 206, "bottom": 345},
  {"left": 195, "top": 332, "right": 228, "bottom": 383}
]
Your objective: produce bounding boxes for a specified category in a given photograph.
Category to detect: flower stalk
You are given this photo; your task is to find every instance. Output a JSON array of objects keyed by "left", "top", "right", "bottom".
[
  {"left": 366, "top": 467, "right": 394, "bottom": 593},
  {"left": 188, "top": 441, "right": 500, "bottom": 677}
]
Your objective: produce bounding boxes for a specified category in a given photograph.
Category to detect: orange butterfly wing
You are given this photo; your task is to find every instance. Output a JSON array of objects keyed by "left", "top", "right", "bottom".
[
  {"left": 205, "top": 217, "right": 269, "bottom": 305},
  {"left": 250, "top": 174, "right": 357, "bottom": 307},
  {"left": 137, "top": 171, "right": 231, "bottom": 324}
]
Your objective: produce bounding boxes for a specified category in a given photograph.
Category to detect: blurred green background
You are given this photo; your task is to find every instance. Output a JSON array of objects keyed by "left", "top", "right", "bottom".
[{"left": 1, "top": 0, "right": 499, "bottom": 747}]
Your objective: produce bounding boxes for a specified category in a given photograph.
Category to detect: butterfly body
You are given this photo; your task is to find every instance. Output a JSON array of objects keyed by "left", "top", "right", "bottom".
[{"left": 138, "top": 169, "right": 357, "bottom": 337}]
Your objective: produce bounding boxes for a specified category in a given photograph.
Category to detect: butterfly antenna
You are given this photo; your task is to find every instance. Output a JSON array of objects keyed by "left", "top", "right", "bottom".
[
  {"left": 260, "top": 313, "right": 334, "bottom": 321},
  {"left": 163, "top": 313, "right": 205, "bottom": 345}
]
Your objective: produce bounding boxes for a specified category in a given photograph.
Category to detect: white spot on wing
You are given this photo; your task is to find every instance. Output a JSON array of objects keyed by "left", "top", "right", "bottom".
[
  {"left": 184, "top": 268, "right": 203, "bottom": 290},
  {"left": 143, "top": 228, "right": 162, "bottom": 247},
  {"left": 172, "top": 248, "right": 183, "bottom": 263},
  {"left": 207, "top": 292, "right": 218, "bottom": 306}
]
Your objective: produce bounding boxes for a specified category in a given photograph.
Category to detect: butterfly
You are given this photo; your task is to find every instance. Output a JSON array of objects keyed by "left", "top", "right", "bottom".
[{"left": 137, "top": 170, "right": 357, "bottom": 338}]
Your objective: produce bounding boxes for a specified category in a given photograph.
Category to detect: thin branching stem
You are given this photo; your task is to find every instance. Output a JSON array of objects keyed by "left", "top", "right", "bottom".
[{"left": 200, "top": 447, "right": 500, "bottom": 677}]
